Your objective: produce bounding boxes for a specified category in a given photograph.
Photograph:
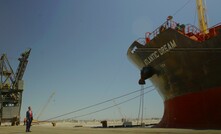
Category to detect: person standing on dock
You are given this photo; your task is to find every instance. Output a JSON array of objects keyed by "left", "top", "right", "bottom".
[{"left": 26, "top": 106, "right": 33, "bottom": 132}]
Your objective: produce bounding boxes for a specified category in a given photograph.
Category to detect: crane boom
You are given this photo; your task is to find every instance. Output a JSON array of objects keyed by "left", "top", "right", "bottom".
[
  {"left": 196, "top": 0, "right": 208, "bottom": 33},
  {"left": 13, "top": 49, "right": 31, "bottom": 88}
]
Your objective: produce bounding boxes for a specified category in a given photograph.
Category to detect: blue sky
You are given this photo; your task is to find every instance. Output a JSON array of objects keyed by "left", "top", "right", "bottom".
[{"left": 0, "top": 0, "right": 221, "bottom": 121}]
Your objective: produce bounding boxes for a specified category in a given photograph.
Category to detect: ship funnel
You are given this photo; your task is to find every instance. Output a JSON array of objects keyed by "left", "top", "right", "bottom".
[{"left": 139, "top": 66, "right": 155, "bottom": 85}]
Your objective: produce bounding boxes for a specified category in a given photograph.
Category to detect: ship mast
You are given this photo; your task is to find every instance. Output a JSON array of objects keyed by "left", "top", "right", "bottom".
[{"left": 196, "top": 0, "right": 208, "bottom": 33}]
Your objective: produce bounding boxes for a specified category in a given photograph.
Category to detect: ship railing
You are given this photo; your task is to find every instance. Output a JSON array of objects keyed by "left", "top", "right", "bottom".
[
  {"left": 144, "top": 20, "right": 178, "bottom": 43},
  {"left": 209, "top": 22, "right": 221, "bottom": 29},
  {"left": 207, "top": 22, "right": 221, "bottom": 37},
  {"left": 136, "top": 38, "right": 146, "bottom": 45},
  {"left": 137, "top": 19, "right": 221, "bottom": 44},
  {"left": 185, "top": 23, "right": 221, "bottom": 41},
  {"left": 185, "top": 24, "right": 201, "bottom": 35},
  {"left": 142, "top": 20, "right": 205, "bottom": 44},
  {"left": 184, "top": 24, "right": 207, "bottom": 41}
]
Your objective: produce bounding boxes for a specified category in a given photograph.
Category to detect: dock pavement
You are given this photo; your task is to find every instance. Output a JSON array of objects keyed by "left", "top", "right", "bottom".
[{"left": 0, "top": 125, "right": 221, "bottom": 134}]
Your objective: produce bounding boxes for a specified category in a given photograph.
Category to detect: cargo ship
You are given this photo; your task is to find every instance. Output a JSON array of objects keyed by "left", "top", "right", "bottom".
[{"left": 127, "top": 0, "right": 221, "bottom": 128}]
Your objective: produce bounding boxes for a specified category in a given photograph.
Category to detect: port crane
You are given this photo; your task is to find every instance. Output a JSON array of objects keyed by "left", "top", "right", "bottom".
[{"left": 0, "top": 49, "right": 31, "bottom": 125}]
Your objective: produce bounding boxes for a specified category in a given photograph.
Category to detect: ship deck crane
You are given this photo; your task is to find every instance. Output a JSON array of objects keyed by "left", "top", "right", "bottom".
[
  {"left": 196, "top": 0, "right": 208, "bottom": 33},
  {"left": 0, "top": 49, "right": 31, "bottom": 125}
]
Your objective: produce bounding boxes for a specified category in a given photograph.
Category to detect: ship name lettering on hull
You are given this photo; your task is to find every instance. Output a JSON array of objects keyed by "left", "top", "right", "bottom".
[
  {"left": 158, "top": 40, "right": 177, "bottom": 55},
  {"left": 144, "top": 40, "right": 177, "bottom": 65}
]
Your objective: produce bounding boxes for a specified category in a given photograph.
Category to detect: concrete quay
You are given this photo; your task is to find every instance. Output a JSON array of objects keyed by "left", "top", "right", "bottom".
[{"left": 0, "top": 125, "right": 221, "bottom": 134}]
